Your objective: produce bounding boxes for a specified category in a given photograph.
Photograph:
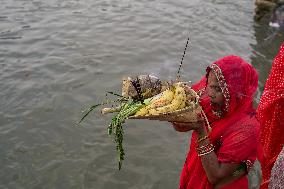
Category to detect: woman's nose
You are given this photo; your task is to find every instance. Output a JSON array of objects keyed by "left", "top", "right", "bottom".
[{"left": 207, "top": 87, "right": 215, "bottom": 99}]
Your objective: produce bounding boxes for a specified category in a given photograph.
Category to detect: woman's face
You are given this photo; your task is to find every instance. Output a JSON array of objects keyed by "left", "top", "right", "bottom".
[{"left": 207, "top": 71, "right": 224, "bottom": 110}]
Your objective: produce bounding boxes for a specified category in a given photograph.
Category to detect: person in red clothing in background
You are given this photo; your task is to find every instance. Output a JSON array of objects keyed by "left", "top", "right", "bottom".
[
  {"left": 257, "top": 43, "right": 284, "bottom": 189},
  {"left": 172, "top": 55, "right": 260, "bottom": 189}
]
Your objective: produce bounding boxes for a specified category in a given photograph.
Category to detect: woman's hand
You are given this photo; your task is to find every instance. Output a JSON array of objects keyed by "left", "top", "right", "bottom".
[
  {"left": 171, "top": 120, "right": 206, "bottom": 134},
  {"left": 171, "top": 121, "right": 193, "bottom": 132}
]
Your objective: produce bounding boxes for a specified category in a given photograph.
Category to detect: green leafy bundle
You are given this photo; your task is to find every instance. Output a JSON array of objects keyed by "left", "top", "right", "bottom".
[{"left": 79, "top": 92, "right": 146, "bottom": 170}]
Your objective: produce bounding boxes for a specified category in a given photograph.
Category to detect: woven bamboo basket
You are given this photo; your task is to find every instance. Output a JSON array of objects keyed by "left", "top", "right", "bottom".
[
  {"left": 129, "top": 101, "right": 201, "bottom": 121},
  {"left": 129, "top": 103, "right": 211, "bottom": 131}
]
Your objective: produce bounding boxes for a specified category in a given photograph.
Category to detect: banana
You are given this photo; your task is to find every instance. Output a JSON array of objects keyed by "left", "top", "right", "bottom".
[
  {"left": 148, "top": 89, "right": 175, "bottom": 109},
  {"left": 179, "top": 98, "right": 186, "bottom": 109},
  {"left": 134, "top": 89, "right": 174, "bottom": 116},
  {"left": 133, "top": 82, "right": 190, "bottom": 116},
  {"left": 134, "top": 106, "right": 149, "bottom": 116},
  {"left": 148, "top": 84, "right": 187, "bottom": 115}
]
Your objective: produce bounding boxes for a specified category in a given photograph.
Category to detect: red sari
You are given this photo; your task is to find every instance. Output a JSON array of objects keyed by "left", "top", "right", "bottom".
[
  {"left": 257, "top": 44, "right": 284, "bottom": 189},
  {"left": 179, "top": 55, "right": 260, "bottom": 189}
]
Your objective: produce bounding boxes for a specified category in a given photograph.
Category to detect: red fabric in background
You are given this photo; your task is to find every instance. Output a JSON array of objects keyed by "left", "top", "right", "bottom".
[
  {"left": 257, "top": 43, "right": 284, "bottom": 189},
  {"left": 179, "top": 56, "right": 260, "bottom": 189}
]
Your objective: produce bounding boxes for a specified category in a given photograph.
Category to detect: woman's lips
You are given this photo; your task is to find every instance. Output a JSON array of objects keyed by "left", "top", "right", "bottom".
[
  {"left": 210, "top": 101, "right": 221, "bottom": 110},
  {"left": 210, "top": 101, "right": 217, "bottom": 106}
]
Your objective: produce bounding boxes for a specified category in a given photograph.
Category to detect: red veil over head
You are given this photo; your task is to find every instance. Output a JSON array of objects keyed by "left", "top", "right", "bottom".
[
  {"left": 179, "top": 56, "right": 260, "bottom": 189},
  {"left": 257, "top": 44, "right": 284, "bottom": 189}
]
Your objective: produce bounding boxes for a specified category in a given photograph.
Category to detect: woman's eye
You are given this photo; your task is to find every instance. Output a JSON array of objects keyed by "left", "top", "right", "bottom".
[
  {"left": 210, "top": 86, "right": 221, "bottom": 93},
  {"left": 215, "top": 87, "right": 222, "bottom": 92}
]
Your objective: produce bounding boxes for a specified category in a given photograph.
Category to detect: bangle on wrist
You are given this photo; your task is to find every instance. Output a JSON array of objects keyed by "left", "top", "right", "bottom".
[
  {"left": 196, "top": 143, "right": 214, "bottom": 157},
  {"left": 198, "top": 147, "right": 214, "bottom": 156},
  {"left": 197, "top": 135, "right": 208, "bottom": 143}
]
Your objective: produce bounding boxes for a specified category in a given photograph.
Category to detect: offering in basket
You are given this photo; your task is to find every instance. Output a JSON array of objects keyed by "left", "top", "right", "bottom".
[
  {"left": 121, "top": 74, "right": 170, "bottom": 100},
  {"left": 128, "top": 82, "right": 203, "bottom": 123}
]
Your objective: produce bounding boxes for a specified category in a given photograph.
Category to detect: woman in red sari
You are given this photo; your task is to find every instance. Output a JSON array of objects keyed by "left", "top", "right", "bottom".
[
  {"left": 257, "top": 43, "right": 284, "bottom": 189},
  {"left": 172, "top": 55, "right": 260, "bottom": 189}
]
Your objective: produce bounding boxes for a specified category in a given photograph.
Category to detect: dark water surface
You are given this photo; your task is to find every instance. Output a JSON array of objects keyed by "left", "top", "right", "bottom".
[{"left": 0, "top": 0, "right": 283, "bottom": 188}]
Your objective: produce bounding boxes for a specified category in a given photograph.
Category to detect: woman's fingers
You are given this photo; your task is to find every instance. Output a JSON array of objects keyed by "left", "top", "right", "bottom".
[
  {"left": 172, "top": 122, "right": 193, "bottom": 132},
  {"left": 172, "top": 121, "right": 205, "bottom": 129}
]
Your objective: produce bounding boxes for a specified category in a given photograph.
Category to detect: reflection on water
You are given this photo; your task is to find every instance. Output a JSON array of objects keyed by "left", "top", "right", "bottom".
[
  {"left": 251, "top": 17, "right": 284, "bottom": 101},
  {"left": 0, "top": 0, "right": 283, "bottom": 188}
]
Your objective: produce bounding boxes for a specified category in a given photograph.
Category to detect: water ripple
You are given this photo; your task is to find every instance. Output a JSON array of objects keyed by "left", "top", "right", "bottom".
[{"left": 0, "top": 0, "right": 274, "bottom": 188}]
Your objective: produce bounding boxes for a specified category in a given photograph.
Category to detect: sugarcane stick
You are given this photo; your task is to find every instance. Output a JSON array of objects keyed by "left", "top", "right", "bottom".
[{"left": 101, "top": 106, "right": 122, "bottom": 114}]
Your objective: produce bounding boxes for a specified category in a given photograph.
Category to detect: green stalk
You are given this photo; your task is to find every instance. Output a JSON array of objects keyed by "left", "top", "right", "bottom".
[{"left": 108, "top": 101, "right": 144, "bottom": 170}]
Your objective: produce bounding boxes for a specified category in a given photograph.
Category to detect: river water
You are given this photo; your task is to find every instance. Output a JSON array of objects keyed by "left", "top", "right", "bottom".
[{"left": 1, "top": 0, "right": 283, "bottom": 189}]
